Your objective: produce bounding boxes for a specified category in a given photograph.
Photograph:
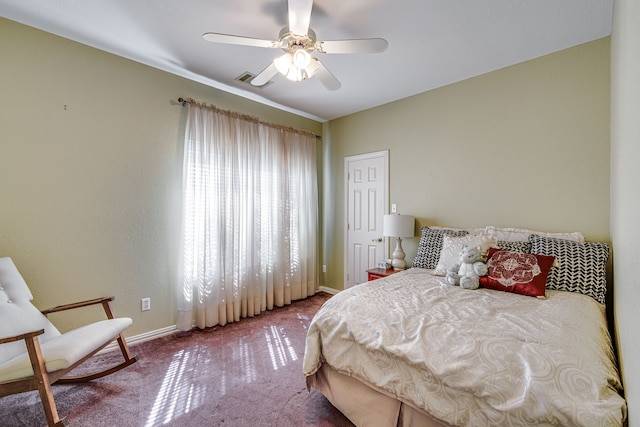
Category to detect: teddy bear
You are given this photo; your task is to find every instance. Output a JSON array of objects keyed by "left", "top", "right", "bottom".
[{"left": 445, "top": 245, "right": 489, "bottom": 290}]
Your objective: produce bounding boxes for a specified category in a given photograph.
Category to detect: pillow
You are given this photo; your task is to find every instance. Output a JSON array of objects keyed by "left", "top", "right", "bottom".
[
  {"left": 485, "top": 226, "right": 585, "bottom": 243},
  {"left": 479, "top": 247, "right": 555, "bottom": 298},
  {"left": 412, "top": 227, "right": 468, "bottom": 270},
  {"left": 433, "top": 234, "right": 496, "bottom": 276},
  {"left": 429, "top": 226, "right": 487, "bottom": 235},
  {"left": 496, "top": 240, "right": 531, "bottom": 253},
  {"left": 529, "top": 235, "right": 609, "bottom": 304}
]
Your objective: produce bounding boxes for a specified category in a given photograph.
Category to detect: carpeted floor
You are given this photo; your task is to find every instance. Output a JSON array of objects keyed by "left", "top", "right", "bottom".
[{"left": 0, "top": 292, "right": 354, "bottom": 427}]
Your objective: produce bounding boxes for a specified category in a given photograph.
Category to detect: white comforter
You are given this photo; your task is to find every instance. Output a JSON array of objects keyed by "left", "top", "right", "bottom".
[{"left": 303, "top": 268, "right": 626, "bottom": 427}]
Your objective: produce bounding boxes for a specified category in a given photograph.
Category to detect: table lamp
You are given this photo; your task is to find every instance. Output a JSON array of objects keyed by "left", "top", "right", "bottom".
[{"left": 383, "top": 214, "right": 415, "bottom": 270}]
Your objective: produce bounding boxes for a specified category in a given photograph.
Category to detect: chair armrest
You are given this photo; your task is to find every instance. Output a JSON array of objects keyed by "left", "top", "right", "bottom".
[
  {"left": 0, "top": 329, "right": 45, "bottom": 345},
  {"left": 41, "top": 296, "right": 114, "bottom": 316}
]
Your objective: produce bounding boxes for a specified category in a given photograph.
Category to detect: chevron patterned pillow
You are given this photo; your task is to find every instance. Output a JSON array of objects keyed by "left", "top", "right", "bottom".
[
  {"left": 529, "top": 235, "right": 610, "bottom": 304},
  {"left": 496, "top": 240, "right": 532, "bottom": 253}
]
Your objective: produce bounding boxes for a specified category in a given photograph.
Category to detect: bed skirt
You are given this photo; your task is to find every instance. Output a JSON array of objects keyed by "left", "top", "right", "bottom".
[{"left": 308, "top": 363, "right": 453, "bottom": 427}]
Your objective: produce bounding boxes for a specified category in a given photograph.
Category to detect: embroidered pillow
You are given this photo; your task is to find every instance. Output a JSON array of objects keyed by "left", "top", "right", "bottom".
[
  {"left": 412, "top": 227, "right": 469, "bottom": 270},
  {"left": 433, "top": 234, "right": 496, "bottom": 276},
  {"left": 479, "top": 248, "right": 556, "bottom": 298},
  {"left": 529, "top": 235, "right": 609, "bottom": 304}
]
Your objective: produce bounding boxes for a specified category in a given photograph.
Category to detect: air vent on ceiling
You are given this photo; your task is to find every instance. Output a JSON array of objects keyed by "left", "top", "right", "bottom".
[{"left": 235, "top": 72, "right": 272, "bottom": 88}]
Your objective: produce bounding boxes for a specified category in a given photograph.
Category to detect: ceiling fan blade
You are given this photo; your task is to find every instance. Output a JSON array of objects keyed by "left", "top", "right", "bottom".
[
  {"left": 316, "top": 38, "right": 389, "bottom": 54},
  {"left": 250, "top": 63, "right": 279, "bottom": 87},
  {"left": 288, "top": 0, "right": 313, "bottom": 37},
  {"left": 202, "top": 32, "right": 279, "bottom": 49},
  {"left": 315, "top": 60, "right": 341, "bottom": 91}
]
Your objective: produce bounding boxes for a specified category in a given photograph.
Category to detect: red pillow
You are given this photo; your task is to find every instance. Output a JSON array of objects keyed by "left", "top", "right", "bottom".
[{"left": 479, "top": 248, "right": 556, "bottom": 298}]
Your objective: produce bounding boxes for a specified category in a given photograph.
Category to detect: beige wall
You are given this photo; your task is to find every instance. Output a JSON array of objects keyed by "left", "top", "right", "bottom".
[
  {"left": 611, "top": 0, "right": 640, "bottom": 423},
  {"left": 322, "top": 38, "right": 610, "bottom": 291},
  {"left": 0, "top": 18, "right": 322, "bottom": 336}
]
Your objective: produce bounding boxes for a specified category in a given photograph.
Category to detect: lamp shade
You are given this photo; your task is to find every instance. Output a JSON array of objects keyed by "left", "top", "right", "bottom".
[{"left": 383, "top": 214, "right": 414, "bottom": 238}]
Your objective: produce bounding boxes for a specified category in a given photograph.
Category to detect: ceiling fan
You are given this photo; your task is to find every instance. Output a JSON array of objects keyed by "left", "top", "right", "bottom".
[{"left": 202, "top": 0, "right": 388, "bottom": 90}]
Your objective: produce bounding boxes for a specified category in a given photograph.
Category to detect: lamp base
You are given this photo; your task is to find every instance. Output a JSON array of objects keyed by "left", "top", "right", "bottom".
[{"left": 391, "top": 237, "right": 407, "bottom": 270}]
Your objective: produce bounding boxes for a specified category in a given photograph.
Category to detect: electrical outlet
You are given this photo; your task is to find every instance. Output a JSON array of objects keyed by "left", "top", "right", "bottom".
[
  {"left": 141, "top": 297, "right": 151, "bottom": 311},
  {"left": 391, "top": 203, "right": 397, "bottom": 213},
  {"left": 322, "top": 265, "right": 327, "bottom": 273}
]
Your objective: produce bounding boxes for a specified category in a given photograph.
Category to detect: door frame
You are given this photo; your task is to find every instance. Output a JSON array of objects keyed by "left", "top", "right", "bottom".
[{"left": 343, "top": 150, "right": 390, "bottom": 288}]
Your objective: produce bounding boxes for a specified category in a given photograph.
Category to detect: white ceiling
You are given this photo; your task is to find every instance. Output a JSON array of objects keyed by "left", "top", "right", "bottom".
[{"left": 1, "top": 0, "right": 613, "bottom": 122}]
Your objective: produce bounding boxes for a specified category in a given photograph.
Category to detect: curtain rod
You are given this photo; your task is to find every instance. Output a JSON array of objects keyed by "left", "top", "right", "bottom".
[{"left": 177, "top": 97, "right": 321, "bottom": 139}]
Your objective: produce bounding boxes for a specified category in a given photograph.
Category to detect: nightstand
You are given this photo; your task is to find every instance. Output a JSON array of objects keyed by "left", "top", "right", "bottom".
[{"left": 366, "top": 268, "right": 399, "bottom": 281}]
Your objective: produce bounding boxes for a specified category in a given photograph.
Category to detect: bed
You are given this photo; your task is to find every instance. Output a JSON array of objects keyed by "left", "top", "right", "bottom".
[{"left": 303, "top": 226, "right": 627, "bottom": 427}]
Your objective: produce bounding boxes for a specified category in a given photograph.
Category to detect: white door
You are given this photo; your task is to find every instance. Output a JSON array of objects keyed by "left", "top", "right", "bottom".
[{"left": 344, "top": 151, "right": 389, "bottom": 288}]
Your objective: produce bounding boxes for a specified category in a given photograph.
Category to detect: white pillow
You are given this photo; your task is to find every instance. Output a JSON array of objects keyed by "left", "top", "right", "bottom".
[
  {"left": 484, "top": 226, "right": 584, "bottom": 243},
  {"left": 433, "top": 234, "right": 497, "bottom": 276}
]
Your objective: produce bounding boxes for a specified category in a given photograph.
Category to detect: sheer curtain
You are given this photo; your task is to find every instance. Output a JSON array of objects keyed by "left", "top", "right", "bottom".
[{"left": 176, "top": 102, "right": 319, "bottom": 331}]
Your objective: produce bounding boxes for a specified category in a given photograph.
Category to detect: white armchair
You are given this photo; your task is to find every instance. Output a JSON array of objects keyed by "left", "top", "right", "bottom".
[{"left": 0, "top": 257, "right": 137, "bottom": 426}]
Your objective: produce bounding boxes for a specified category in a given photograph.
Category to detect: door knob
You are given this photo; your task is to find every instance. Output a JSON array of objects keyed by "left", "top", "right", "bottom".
[{"left": 372, "top": 237, "right": 383, "bottom": 242}]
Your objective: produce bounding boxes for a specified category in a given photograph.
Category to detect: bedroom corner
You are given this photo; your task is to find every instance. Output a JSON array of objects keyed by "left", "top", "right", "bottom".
[{"left": 0, "top": 17, "right": 322, "bottom": 338}]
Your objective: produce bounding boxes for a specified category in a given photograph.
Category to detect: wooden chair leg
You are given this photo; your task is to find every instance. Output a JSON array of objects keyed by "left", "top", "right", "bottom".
[
  {"left": 115, "top": 332, "right": 133, "bottom": 360},
  {"left": 36, "top": 379, "right": 67, "bottom": 426},
  {"left": 25, "top": 336, "right": 67, "bottom": 426}
]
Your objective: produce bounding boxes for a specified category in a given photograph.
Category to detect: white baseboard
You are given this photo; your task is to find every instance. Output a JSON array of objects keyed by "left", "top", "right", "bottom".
[
  {"left": 102, "top": 290, "right": 340, "bottom": 354},
  {"left": 318, "top": 286, "right": 339, "bottom": 295},
  {"left": 100, "top": 324, "right": 177, "bottom": 354}
]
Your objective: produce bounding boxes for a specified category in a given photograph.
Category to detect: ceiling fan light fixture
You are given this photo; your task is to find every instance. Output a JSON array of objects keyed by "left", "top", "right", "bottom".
[
  {"left": 274, "top": 53, "right": 293, "bottom": 76},
  {"left": 286, "top": 66, "right": 305, "bottom": 82},
  {"left": 292, "top": 48, "right": 311, "bottom": 68},
  {"left": 273, "top": 50, "right": 318, "bottom": 82}
]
